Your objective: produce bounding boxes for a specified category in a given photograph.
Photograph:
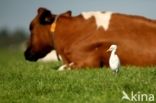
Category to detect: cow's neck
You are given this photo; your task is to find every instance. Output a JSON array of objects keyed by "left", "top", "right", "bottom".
[
  {"left": 50, "top": 15, "right": 61, "bottom": 61},
  {"left": 55, "top": 15, "right": 96, "bottom": 44}
]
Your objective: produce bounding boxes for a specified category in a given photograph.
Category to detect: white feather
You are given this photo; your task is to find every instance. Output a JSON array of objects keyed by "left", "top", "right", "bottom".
[{"left": 107, "top": 45, "right": 120, "bottom": 73}]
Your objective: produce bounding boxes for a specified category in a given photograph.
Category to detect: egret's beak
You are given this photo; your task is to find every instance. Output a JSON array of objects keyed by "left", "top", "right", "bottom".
[{"left": 106, "top": 48, "right": 111, "bottom": 52}]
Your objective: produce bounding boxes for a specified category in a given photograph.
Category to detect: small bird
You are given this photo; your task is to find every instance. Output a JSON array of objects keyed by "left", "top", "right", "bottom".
[{"left": 107, "top": 44, "right": 120, "bottom": 73}]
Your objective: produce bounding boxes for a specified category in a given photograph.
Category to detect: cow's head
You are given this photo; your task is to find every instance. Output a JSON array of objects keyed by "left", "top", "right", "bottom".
[{"left": 24, "top": 7, "right": 72, "bottom": 61}]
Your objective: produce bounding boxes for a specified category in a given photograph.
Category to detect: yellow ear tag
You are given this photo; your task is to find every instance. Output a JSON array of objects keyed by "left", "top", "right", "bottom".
[{"left": 51, "top": 23, "right": 56, "bottom": 32}]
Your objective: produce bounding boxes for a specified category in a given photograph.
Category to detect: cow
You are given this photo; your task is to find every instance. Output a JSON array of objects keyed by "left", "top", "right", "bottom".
[{"left": 24, "top": 7, "right": 156, "bottom": 69}]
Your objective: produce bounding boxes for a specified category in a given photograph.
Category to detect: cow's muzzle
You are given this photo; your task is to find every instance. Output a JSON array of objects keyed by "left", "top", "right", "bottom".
[{"left": 24, "top": 49, "right": 38, "bottom": 61}]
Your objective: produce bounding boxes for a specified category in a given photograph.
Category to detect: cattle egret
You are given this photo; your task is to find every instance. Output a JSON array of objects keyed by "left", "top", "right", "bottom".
[{"left": 107, "top": 44, "right": 120, "bottom": 73}]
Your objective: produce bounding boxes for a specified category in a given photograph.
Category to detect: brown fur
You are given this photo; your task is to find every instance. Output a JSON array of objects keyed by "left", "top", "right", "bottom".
[{"left": 25, "top": 7, "right": 156, "bottom": 68}]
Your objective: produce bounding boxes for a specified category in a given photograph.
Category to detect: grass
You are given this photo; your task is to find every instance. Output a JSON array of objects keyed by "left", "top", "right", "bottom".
[{"left": 0, "top": 49, "right": 156, "bottom": 103}]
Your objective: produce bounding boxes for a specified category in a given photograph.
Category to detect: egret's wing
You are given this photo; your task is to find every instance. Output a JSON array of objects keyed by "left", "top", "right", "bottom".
[
  {"left": 115, "top": 55, "right": 120, "bottom": 67},
  {"left": 110, "top": 55, "right": 120, "bottom": 68}
]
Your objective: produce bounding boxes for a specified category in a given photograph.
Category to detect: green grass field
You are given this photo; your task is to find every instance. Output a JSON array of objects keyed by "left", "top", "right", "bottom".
[{"left": 0, "top": 49, "right": 156, "bottom": 103}]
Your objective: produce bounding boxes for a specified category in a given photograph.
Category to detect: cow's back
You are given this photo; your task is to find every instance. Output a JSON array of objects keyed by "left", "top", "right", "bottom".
[
  {"left": 55, "top": 12, "right": 156, "bottom": 67},
  {"left": 106, "top": 13, "right": 156, "bottom": 66}
]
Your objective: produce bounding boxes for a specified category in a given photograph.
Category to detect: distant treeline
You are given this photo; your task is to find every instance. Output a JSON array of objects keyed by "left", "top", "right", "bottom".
[{"left": 0, "top": 28, "right": 28, "bottom": 49}]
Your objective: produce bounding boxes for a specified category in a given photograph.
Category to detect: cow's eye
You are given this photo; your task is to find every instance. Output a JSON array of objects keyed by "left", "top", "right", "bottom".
[
  {"left": 40, "top": 16, "right": 53, "bottom": 25},
  {"left": 44, "top": 17, "right": 52, "bottom": 23},
  {"left": 39, "top": 11, "right": 55, "bottom": 25}
]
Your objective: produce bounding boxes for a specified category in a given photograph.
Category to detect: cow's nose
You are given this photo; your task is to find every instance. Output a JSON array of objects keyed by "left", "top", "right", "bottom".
[{"left": 24, "top": 49, "right": 37, "bottom": 61}]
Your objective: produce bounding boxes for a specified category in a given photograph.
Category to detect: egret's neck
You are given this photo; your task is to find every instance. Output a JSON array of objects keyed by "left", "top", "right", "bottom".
[{"left": 111, "top": 50, "right": 116, "bottom": 56}]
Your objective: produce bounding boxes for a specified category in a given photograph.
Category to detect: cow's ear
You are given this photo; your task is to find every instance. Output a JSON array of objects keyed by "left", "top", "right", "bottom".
[
  {"left": 38, "top": 7, "right": 47, "bottom": 14},
  {"left": 38, "top": 7, "right": 55, "bottom": 25},
  {"left": 62, "top": 10, "right": 72, "bottom": 17}
]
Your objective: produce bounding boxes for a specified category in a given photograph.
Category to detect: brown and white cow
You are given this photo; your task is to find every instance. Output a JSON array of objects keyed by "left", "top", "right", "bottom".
[{"left": 24, "top": 7, "right": 156, "bottom": 69}]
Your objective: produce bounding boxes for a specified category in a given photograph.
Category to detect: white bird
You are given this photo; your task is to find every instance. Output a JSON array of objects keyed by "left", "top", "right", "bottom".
[{"left": 107, "top": 44, "right": 120, "bottom": 73}]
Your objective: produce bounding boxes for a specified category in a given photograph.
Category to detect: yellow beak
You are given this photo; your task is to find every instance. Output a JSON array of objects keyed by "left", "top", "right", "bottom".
[{"left": 106, "top": 48, "right": 110, "bottom": 52}]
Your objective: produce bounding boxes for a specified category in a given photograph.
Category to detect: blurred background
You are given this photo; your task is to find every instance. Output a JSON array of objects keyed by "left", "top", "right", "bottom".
[{"left": 0, "top": 0, "right": 156, "bottom": 50}]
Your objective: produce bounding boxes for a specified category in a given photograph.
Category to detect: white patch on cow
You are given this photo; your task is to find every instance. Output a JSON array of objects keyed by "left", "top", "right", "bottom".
[
  {"left": 38, "top": 50, "right": 62, "bottom": 62},
  {"left": 81, "top": 11, "right": 113, "bottom": 30}
]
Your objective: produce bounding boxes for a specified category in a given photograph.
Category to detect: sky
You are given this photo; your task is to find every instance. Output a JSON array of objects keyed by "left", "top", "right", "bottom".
[{"left": 0, "top": 0, "right": 156, "bottom": 31}]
